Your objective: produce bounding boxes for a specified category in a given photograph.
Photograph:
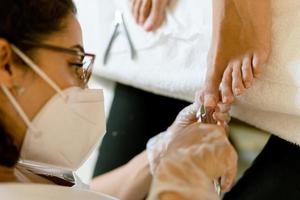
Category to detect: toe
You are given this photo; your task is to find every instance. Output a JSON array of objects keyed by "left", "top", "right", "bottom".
[
  {"left": 252, "top": 51, "right": 268, "bottom": 78},
  {"left": 216, "top": 102, "right": 231, "bottom": 113},
  {"left": 213, "top": 112, "right": 231, "bottom": 124},
  {"left": 242, "top": 54, "right": 254, "bottom": 88},
  {"left": 220, "top": 66, "right": 234, "bottom": 104},
  {"left": 144, "top": 0, "right": 161, "bottom": 31},
  {"left": 143, "top": 10, "right": 159, "bottom": 31},
  {"left": 133, "top": 0, "right": 142, "bottom": 24},
  {"left": 144, "top": 0, "right": 168, "bottom": 31},
  {"left": 154, "top": 10, "right": 166, "bottom": 30},
  {"left": 139, "top": 0, "right": 151, "bottom": 25},
  {"left": 232, "top": 61, "right": 245, "bottom": 96},
  {"left": 204, "top": 94, "right": 218, "bottom": 111}
]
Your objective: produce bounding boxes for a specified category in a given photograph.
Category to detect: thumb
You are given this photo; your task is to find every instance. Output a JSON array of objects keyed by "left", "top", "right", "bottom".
[{"left": 220, "top": 148, "right": 238, "bottom": 192}]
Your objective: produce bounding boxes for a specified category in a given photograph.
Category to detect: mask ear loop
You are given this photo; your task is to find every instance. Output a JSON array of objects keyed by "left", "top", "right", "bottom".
[
  {"left": 1, "top": 85, "right": 39, "bottom": 133},
  {"left": 11, "top": 45, "right": 67, "bottom": 100}
]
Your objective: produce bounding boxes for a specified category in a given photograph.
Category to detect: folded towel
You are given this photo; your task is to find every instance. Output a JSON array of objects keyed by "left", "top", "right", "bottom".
[{"left": 75, "top": 0, "right": 300, "bottom": 145}]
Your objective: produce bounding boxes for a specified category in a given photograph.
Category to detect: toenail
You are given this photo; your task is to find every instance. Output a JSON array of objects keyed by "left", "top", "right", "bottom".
[
  {"left": 235, "top": 88, "right": 242, "bottom": 95},
  {"left": 254, "top": 72, "right": 261, "bottom": 78},
  {"left": 245, "top": 82, "right": 251, "bottom": 88}
]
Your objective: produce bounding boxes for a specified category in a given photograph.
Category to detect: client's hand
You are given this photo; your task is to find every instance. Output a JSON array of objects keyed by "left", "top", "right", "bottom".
[
  {"left": 147, "top": 123, "right": 237, "bottom": 200},
  {"left": 130, "top": 0, "right": 170, "bottom": 32}
]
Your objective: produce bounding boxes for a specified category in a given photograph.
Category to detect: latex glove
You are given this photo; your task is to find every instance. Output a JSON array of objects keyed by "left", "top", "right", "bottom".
[
  {"left": 195, "top": 91, "right": 231, "bottom": 132},
  {"left": 147, "top": 102, "right": 231, "bottom": 175},
  {"left": 147, "top": 123, "right": 238, "bottom": 200}
]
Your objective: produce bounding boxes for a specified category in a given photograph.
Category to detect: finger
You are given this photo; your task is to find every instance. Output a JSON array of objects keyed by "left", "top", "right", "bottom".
[
  {"left": 205, "top": 112, "right": 217, "bottom": 124},
  {"left": 221, "top": 166, "right": 237, "bottom": 192},
  {"left": 194, "top": 90, "right": 203, "bottom": 105},
  {"left": 224, "top": 123, "right": 230, "bottom": 135},
  {"left": 221, "top": 157, "right": 237, "bottom": 192},
  {"left": 133, "top": 0, "right": 143, "bottom": 24},
  {"left": 220, "top": 146, "right": 238, "bottom": 192},
  {"left": 241, "top": 54, "right": 254, "bottom": 88},
  {"left": 220, "top": 66, "right": 234, "bottom": 104},
  {"left": 176, "top": 103, "right": 200, "bottom": 125},
  {"left": 139, "top": 0, "right": 152, "bottom": 25},
  {"left": 232, "top": 61, "right": 245, "bottom": 96},
  {"left": 216, "top": 121, "right": 230, "bottom": 135}
]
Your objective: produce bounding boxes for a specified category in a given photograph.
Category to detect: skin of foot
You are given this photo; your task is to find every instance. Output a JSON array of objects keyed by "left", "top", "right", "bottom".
[
  {"left": 130, "top": 0, "right": 170, "bottom": 32},
  {"left": 199, "top": 0, "right": 272, "bottom": 113}
]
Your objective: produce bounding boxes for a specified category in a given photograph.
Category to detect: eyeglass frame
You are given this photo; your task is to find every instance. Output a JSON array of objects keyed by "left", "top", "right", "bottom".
[{"left": 17, "top": 41, "right": 96, "bottom": 87}]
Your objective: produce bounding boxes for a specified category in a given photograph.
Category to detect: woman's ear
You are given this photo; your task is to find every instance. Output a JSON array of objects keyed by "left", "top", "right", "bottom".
[{"left": 0, "top": 39, "right": 13, "bottom": 88}]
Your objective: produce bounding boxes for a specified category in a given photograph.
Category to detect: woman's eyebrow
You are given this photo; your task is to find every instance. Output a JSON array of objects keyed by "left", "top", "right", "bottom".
[{"left": 71, "top": 44, "right": 85, "bottom": 53}]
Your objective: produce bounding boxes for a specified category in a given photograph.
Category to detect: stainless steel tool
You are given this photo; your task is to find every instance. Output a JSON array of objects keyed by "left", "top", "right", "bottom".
[
  {"left": 197, "top": 105, "right": 222, "bottom": 196},
  {"left": 103, "top": 10, "right": 136, "bottom": 65}
]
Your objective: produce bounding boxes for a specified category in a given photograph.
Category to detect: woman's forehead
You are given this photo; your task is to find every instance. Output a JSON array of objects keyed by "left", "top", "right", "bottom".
[{"left": 44, "top": 14, "right": 83, "bottom": 49}]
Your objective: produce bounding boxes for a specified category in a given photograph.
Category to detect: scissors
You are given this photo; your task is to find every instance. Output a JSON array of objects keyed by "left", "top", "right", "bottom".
[
  {"left": 103, "top": 10, "right": 136, "bottom": 65},
  {"left": 197, "top": 105, "right": 222, "bottom": 196}
]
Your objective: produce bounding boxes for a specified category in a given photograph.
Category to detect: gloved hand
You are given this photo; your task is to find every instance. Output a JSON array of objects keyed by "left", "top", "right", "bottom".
[
  {"left": 147, "top": 123, "right": 238, "bottom": 200},
  {"left": 147, "top": 102, "right": 231, "bottom": 175}
]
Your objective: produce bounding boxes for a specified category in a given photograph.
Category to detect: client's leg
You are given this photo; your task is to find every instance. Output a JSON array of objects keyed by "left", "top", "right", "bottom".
[
  {"left": 201, "top": 0, "right": 272, "bottom": 109},
  {"left": 224, "top": 135, "right": 300, "bottom": 200}
]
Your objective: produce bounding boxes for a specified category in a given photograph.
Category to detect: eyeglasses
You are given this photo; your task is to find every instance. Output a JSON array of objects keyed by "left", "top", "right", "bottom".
[{"left": 20, "top": 41, "right": 96, "bottom": 87}]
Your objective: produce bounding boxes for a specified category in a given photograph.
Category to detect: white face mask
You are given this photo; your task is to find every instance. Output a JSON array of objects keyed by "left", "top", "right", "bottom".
[{"left": 1, "top": 45, "right": 106, "bottom": 171}]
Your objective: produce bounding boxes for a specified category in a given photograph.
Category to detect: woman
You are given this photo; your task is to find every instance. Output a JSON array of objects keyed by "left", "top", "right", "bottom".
[
  {"left": 0, "top": 1, "right": 150, "bottom": 199},
  {"left": 0, "top": 0, "right": 235, "bottom": 199}
]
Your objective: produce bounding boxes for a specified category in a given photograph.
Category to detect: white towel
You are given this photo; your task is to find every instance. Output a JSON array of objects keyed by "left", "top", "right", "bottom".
[{"left": 75, "top": 0, "right": 300, "bottom": 145}]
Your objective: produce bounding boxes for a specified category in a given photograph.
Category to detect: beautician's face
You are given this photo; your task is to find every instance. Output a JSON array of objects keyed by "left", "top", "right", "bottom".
[{"left": 0, "top": 13, "right": 84, "bottom": 148}]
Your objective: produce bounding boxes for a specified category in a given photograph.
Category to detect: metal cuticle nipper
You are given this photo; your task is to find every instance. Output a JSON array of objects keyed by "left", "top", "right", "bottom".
[{"left": 103, "top": 10, "right": 136, "bottom": 65}]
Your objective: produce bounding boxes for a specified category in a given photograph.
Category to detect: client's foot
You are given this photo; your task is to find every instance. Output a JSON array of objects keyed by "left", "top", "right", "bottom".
[
  {"left": 130, "top": 0, "right": 170, "bottom": 32},
  {"left": 201, "top": 0, "right": 272, "bottom": 108}
]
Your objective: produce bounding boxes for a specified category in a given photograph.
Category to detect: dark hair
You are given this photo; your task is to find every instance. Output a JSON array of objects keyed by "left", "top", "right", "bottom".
[
  {"left": 0, "top": 0, "right": 76, "bottom": 167},
  {"left": 0, "top": 0, "right": 77, "bottom": 51}
]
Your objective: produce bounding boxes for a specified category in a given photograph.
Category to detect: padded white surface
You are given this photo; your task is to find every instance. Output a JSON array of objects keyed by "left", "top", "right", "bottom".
[{"left": 75, "top": 0, "right": 300, "bottom": 144}]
